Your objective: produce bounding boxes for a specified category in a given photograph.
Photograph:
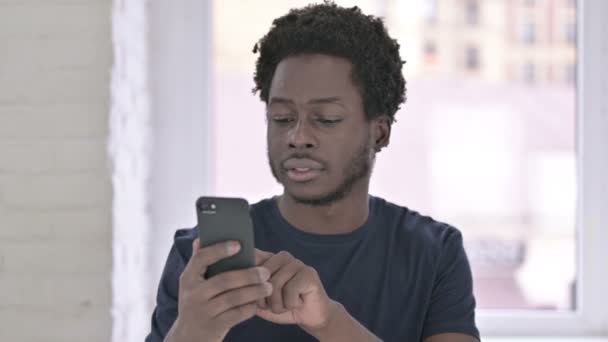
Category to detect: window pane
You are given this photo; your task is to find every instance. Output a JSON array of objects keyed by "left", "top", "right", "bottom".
[
  {"left": 212, "top": 0, "right": 577, "bottom": 311},
  {"left": 466, "top": 45, "right": 480, "bottom": 70},
  {"left": 465, "top": 0, "right": 479, "bottom": 26}
]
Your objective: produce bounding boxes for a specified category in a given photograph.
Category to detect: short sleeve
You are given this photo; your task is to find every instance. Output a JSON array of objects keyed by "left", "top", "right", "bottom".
[
  {"left": 421, "top": 228, "right": 480, "bottom": 340},
  {"left": 145, "top": 230, "right": 193, "bottom": 342}
]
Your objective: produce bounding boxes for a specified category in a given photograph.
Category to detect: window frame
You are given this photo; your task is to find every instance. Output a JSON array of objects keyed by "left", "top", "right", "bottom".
[{"left": 477, "top": 0, "right": 608, "bottom": 336}]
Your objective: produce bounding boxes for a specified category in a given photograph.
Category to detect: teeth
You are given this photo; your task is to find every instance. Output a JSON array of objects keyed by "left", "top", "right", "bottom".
[{"left": 294, "top": 168, "right": 310, "bottom": 172}]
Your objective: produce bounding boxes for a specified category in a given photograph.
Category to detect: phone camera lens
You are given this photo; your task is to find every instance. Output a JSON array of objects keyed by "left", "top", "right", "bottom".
[{"left": 198, "top": 201, "right": 216, "bottom": 211}]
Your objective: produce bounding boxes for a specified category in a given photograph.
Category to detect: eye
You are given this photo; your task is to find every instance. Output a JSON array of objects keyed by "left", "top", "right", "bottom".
[
  {"left": 271, "top": 116, "right": 294, "bottom": 125},
  {"left": 316, "top": 118, "right": 342, "bottom": 126}
]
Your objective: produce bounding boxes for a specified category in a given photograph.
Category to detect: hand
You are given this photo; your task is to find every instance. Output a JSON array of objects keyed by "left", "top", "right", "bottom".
[
  {"left": 254, "top": 250, "right": 340, "bottom": 335},
  {"left": 166, "top": 239, "right": 273, "bottom": 342}
]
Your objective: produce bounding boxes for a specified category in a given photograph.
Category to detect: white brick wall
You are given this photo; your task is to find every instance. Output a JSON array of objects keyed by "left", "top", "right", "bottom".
[
  {"left": 0, "top": 1, "right": 113, "bottom": 341},
  {"left": 109, "top": 1, "right": 151, "bottom": 341}
]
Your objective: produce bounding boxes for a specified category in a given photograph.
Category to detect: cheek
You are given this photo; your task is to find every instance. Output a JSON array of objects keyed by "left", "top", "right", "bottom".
[
  {"left": 267, "top": 135, "right": 283, "bottom": 160},
  {"left": 330, "top": 136, "right": 371, "bottom": 168},
  {"left": 324, "top": 146, "right": 351, "bottom": 173}
]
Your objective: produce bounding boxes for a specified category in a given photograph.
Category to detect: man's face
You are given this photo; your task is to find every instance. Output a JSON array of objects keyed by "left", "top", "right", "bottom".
[{"left": 266, "top": 54, "right": 376, "bottom": 206}]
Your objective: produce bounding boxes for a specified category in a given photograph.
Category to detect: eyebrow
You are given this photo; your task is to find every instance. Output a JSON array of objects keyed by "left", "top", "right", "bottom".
[{"left": 269, "top": 96, "right": 345, "bottom": 105}]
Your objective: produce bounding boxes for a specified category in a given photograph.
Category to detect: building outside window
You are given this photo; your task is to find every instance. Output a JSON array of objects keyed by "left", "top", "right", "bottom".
[
  {"left": 465, "top": 0, "right": 480, "bottom": 26},
  {"left": 424, "top": 41, "right": 437, "bottom": 64},
  {"left": 522, "top": 20, "right": 536, "bottom": 44},
  {"left": 523, "top": 62, "right": 536, "bottom": 83},
  {"left": 465, "top": 45, "right": 480, "bottom": 70},
  {"left": 565, "top": 22, "right": 577, "bottom": 44}
]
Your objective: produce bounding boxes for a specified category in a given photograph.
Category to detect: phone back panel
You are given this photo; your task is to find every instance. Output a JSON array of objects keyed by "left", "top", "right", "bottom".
[{"left": 196, "top": 197, "right": 255, "bottom": 278}]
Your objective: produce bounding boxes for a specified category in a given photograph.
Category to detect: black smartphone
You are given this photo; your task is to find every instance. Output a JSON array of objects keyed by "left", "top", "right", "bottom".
[{"left": 196, "top": 196, "right": 255, "bottom": 278}]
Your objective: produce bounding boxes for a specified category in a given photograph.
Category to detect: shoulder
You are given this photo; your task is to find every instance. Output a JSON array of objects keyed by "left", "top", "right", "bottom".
[
  {"left": 249, "top": 197, "right": 275, "bottom": 220},
  {"left": 247, "top": 197, "right": 279, "bottom": 236},
  {"left": 171, "top": 226, "right": 198, "bottom": 263},
  {"left": 373, "top": 196, "right": 465, "bottom": 255}
]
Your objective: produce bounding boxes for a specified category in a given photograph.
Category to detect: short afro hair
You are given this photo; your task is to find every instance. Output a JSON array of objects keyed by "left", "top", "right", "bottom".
[{"left": 252, "top": 1, "right": 406, "bottom": 124}]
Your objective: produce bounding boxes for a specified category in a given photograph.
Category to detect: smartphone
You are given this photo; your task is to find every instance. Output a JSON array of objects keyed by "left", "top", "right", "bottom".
[{"left": 196, "top": 196, "right": 255, "bottom": 278}]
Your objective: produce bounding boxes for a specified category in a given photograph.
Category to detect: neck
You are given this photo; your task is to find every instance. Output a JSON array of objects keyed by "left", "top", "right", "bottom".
[{"left": 277, "top": 185, "right": 370, "bottom": 235}]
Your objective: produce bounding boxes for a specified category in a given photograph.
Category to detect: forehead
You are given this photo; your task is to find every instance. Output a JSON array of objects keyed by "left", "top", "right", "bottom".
[{"left": 269, "top": 54, "right": 360, "bottom": 103}]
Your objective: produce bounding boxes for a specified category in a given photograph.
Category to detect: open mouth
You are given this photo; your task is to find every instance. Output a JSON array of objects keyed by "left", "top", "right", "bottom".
[
  {"left": 281, "top": 157, "right": 324, "bottom": 183},
  {"left": 285, "top": 167, "right": 322, "bottom": 182}
]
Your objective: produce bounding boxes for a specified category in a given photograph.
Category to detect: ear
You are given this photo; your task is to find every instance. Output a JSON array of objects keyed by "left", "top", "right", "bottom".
[{"left": 372, "top": 115, "right": 391, "bottom": 152}]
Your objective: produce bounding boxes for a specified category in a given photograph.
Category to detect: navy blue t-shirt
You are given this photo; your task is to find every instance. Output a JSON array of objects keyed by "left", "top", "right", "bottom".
[{"left": 146, "top": 196, "right": 479, "bottom": 341}]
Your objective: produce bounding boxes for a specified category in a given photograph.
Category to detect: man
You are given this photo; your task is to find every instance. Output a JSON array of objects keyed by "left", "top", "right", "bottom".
[{"left": 147, "top": 2, "right": 480, "bottom": 341}]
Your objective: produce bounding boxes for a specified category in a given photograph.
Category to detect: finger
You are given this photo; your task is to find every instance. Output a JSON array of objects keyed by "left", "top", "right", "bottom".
[
  {"left": 260, "top": 250, "right": 293, "bottom": 275},
  {"left": 256, "top": 306, "right": 294, "bottom": 325},
  {"left": 259, "top": 251, "right": 296, "bottom": 312},
  {"left": 283, "top": 268, "right": 316, "bottom": 310},
  {"left": 181, "top": 239, "right": 241, "bottom": 287},
  {"left": 267, "top": 258, "right": 305, "bottom": 314},
  {"left": 255, "top": 249, "right": 274, "bottom": 265},
  {"left": 257, "top": 297, "right": 268, "bottom": 310},
  {"left": 214, "top": 302, "right": 258, "bottom": 328},
  {"left": 208, "top": 282, "right": 273, "bottom": 317},
  {"left": 203, "top": 266, "right": 270, "bottom": 300}
]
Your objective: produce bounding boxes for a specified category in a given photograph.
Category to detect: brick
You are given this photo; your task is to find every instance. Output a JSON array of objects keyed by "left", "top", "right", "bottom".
[
  {"left": 0, "top": 104, "right": 109, "bottom": 138},
  {"left": 54, "top": 138, "right": 109, "bottom": 171},
  {"left": 0, "top": 171, "right": 112, "bottom": 209},
  {"left": 0, "top": 138, "right": 109, "bottom": 173},
  {"left": 0, "top": 0, "right": 105, "bottom": 3},
  {"left": 0, "top": 239, "right": 111, "bottom": 274},
  {"left": 0, "top": 273, "right": 110, "bottom": 311},
  {"left": 0, "top": 206, "right": 111, "bottom": 241},
  {"left": 0, "top": 139, "right": 55, "bottom": 173},
  {"left": 0, "top": 2, "right": 110, "bottom": 39},
  {"left": 0, "top": 68, "right": 110, "bottom": 104},
  {"left": 0, "top": 0, "right": 114, "bottom": 340},
  {"left": 0, "top": 306, "right": 111, "bottom": 342},
  {"left": 0, "top": 37, "right": 111, "bottom": 73}
]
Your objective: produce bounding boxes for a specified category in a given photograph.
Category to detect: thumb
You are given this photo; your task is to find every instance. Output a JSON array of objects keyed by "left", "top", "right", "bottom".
[{"left": 256, "top": 307, "right": 296, "bottom": 325}]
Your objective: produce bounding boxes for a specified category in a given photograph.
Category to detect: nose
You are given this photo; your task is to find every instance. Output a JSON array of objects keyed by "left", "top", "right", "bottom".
[{"left": 287, "top": 119, "right": 317, "bottom": 149}]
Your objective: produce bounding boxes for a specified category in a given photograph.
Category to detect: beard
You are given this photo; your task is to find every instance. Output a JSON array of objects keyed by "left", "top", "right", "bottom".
[{"left": 268, "top": 136, "right": 374, "bottom": 207}]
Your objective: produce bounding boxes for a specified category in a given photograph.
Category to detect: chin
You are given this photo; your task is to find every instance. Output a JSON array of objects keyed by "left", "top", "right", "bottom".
[
  {"left": 284, "top": 184, "right": 350, "bottom": 207},
  {"left": 284, "top": 184, "right": 325, "bottom": 199}
]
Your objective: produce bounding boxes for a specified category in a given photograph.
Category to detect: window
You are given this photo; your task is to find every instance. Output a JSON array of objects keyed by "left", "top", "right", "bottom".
[
  {"left": 139, "top": 1, "right": 608, "bottom": 340},
  {"left": 465, "top": 0, "right": 479, "bottom": 26},
  {"left": 465, "top": 45, "right": 480, "bottom": 70},
  {"left": 423, "top": 0, "right": 438, "bottom": 25},
  {"left": 565, "top": 22, "right": 577, "bottom": 44},
  {"left": 213, "top": 0, "right": 577, "bottom": 314},
  {"left": 202, "top": 0, "right": 608, "bottom": 337},
  {"left": 566, "top": 63, "right": 576, "bottom": 84},
  {"left": 522, "top": 20, "right": 536, "bottom": 44},
  {"left": 424, "top": 41, "right": 437, "bottom": 64},
  {"left": 212, "top": 0, "right": 571, "bottom": 311},
  {"left": 523, "top": 62, "right": 536, "bottom": 83}
]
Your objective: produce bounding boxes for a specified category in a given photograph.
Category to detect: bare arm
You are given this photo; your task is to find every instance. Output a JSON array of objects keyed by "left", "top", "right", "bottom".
[{"left": 307, "top": 301, "right": 382, "bottom": 342}]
